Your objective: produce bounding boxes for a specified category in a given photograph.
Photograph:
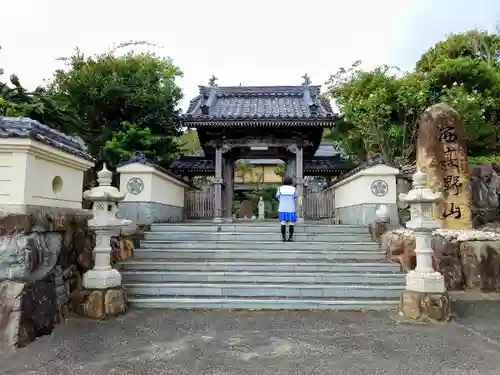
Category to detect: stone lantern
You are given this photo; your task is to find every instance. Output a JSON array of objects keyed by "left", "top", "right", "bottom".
[
  {"left": 82, "top": 163, "right": 132, "bottom": 289},
  {"left": 399, "top": 169, "right": 445, "bottom": 293}
]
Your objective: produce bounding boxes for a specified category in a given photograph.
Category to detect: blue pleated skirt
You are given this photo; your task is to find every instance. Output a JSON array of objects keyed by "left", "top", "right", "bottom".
[{"left": 279, "top": 211, "right": 297, "bottom": 223}]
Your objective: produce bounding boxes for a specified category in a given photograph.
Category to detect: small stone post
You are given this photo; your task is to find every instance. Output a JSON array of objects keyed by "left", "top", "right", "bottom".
[
  {"left": 398, "top": 170, "right": 451, "bottom": 321},
  {"left": 78, "top": 164, "right": 131, "bottom": 318},
  {"left": 370, "top": 204, "right": 390, "bottom": 243},
  {"left": 258, "top": 196, "right": 265, "bottom": 220}
]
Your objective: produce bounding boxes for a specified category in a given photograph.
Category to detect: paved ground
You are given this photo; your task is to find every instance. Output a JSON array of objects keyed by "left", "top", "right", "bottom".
[{"left": 1, "top": 301, "right": 500, "bottom": 375}]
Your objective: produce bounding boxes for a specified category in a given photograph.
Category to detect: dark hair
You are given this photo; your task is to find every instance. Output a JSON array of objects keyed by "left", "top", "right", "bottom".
[{"left": 282, "top": 176, "right": 293, "bottom": 186}]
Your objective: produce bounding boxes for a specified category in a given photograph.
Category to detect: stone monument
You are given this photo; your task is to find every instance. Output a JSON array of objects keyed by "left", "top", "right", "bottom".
[
  {"left": 398, "top": 170, "right": 451, "bottom": 322},
  {"left": 416, "top": 103, "right": 472, "bottom": 229},
  {"left": 258, "top": 196, "right": 265, "bottom": 220}
]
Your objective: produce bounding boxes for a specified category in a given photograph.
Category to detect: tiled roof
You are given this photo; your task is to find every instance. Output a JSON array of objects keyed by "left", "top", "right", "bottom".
[
  {"left": 0, "top": 117, "right": 95, "bottom": 162},
  {"left": 169, "top": 156, "right": 215, "bottom": 174},
  {"left": 183, "top": 85, "right": 338, "bottom": 124},
  {"left": 304, "top": 156, "right": 353, "bottom": 173},
  {"left": 335, "top": 154, "right": 399, "bottom": 181},
  {"left": 117, "top": 151, "right": 192, "bottom": 186},
  {"left": 313, "top": 142, "right": 346, "bottom": 157}
]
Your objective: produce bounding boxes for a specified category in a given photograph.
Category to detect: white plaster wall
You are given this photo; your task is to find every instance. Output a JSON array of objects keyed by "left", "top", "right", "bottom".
[
  {"left": 0, "top": 152, "right": 28, "bottom": 205},
  {"left": 334, "top": 165, "right": 399, "bottom": 209},
  {"left": 117, "top": 163, "right": 187, "bottom": 207},
  {"left": 150, "top": 174, "right": 185, "bottom": 207},
  {"left": 0, "top": 139, "right": 94, "bottom": 209}
]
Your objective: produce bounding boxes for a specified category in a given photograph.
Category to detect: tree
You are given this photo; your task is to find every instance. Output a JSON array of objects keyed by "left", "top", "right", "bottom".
[
  {"left": 104, "top": 121, "right": 181, "bottom": 165},
  {"left": 235, "top": 160, "right": 254, "bottom": 183},
  {"left": 274, "top": 164, "right": 285, "bottom": 178},
  {"left": 325, "top": 63, "right": 429, "bottom": 164},
  {"left": 326, "top": 28, "right": 500, "bottom": 164},
  {"left": 416, "top": 30, "right": 500, "bottom": 72},
  {"left": 177, "top": 129, "right": 203, "bottom": 156},
  {"left": 48, "top": 47, "right": 184, "bottom": 166}
]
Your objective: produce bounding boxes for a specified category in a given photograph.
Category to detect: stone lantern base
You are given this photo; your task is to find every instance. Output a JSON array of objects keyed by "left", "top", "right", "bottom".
[
  {"left": 71, "top": 286, "right": 128, "bottom": 319},
  {"left": 398, "top": 290, "right": 452, "bottom": 322},
  {"left": 83, "top": 268, "right": 122, "bottom": 289}
]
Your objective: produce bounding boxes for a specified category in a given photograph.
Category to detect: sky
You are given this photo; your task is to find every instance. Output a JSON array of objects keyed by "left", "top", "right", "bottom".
[{"left": 1, "top": 0, "right": 500, "bottom": 111}]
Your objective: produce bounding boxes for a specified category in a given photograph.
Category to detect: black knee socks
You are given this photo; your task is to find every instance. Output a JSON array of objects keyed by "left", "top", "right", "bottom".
[
  {"left": 288, "top": 225, "right": 294, "bottom": 240},
  {"left": 281, "top": 224, "right": 287, "bottom": 240}
]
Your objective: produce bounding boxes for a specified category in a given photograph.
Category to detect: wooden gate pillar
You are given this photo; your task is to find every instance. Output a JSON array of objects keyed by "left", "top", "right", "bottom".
[
  {"left": 296, "top": 146, "right": 304, "bottom": 222},
  {"left": 224, "top": 158, "right": 234, "bottom": 221},
  {"left": 213, "top": 146, "right": 223, "bottom": 222}
]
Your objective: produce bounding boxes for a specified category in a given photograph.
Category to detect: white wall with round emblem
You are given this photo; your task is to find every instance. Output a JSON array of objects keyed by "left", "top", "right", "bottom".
[
  {"left": 117, "top": 162, "right": 189, "bottom": 207},
  {"left": 333, "top": 164, "right": 399, "bottom": 208},
  {"left": 126, "top": 177, "right": 144, "bottom": 195},
  {"left": 370, "top": 179, "right": 389, "bottom": 197}
]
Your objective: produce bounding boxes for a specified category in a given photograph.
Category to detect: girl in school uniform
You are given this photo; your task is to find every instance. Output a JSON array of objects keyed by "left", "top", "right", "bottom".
[{"left": 275, "top": 176, "right": 297, "bottom": 242}]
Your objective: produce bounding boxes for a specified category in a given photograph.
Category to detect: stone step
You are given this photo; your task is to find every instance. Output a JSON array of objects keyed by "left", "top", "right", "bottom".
[
  {"left": 121, "top": 270, "right": 406, "bottom": 284},
  {"left": 140, "top": 240, "right": 377, "bottom": 252},
  {"left": 128, "top": 296, "right": 399, "bottom": 310},
  {"left": 119, "top": 261, "right": 401, "bottom": 273},
  {"left": 124, "top": 282, "right": 405, "bottom": 298},
  {"left": 143, "top": 232, "right": 372, "bottom": 242},
  {"left": 131, "top": 249, "right": 386, "bottom": 261},
  {"left": 150, "top": 223, "right": 370, "bottom": 234}
]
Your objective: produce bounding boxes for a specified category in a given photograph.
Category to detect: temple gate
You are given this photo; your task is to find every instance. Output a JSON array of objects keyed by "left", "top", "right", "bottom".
[{"left": 170, "top": 77, "right": 352, "bottom": 221}]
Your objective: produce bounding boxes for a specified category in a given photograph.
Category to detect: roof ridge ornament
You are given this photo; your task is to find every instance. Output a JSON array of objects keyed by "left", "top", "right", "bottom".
[
  {"left": 208, "top": 75, "right": 218, "bottom": 87},
  {"left": 301, "top": 73, "right": 311, "bottom": 86}
]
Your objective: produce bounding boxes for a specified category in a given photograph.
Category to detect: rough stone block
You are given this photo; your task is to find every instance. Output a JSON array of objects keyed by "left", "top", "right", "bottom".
[
  {"left": 0, "top": 214, "right": 34, "bottom": 236},
  {"left": 380, "top": 230, "right": 416, "bottom": 270},
  {"left": 0, "top": 279, "right": 58, "bottom": 349},
  {"left": 104, "top": 288, "right": 128, "bottom": 316},
  {"left": 0, "top": 232, "right": 63, "bottom": 282},
  {"left": 72, "top": 287, "right": 128, "bottom": 319},
  {"left": 432, "top": 235, "right": 463, "bottom": 290},
  {"left": 459, "top": 241, "right": 500, "bottom": 292},
  {"left": 399, "top": 290, "right": 452, "bottom": 322},
  {"left": 0, "top": 280, "right": 24, "bottom": 348}
]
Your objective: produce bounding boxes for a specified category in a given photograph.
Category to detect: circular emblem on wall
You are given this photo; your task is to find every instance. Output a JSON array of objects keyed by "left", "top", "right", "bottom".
[
  {"left": 126, "top": 177, "right": 144, "bottom": 195},
  {"left": 371, "top": 179, "right": 389, "bottom": 197}
]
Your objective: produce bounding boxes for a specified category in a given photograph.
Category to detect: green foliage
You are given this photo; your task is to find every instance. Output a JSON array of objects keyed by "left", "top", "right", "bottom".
[
  {"left": 176, "top": 129, "right": 203, "bottom": 156},
  {"left": 104, "top": 121, "right": 180, "bottom": 165},
  {"left": 274, "top": 164, "right": 285, "bottom": 178},
  {"left": 235, "top": 160, "right": 255, "bottom": 183},
  {"left": 1, "top": 43, "right": 185, "bottom": 170},
  {"left": 468, "top": 154, "right": 500, "bottom": 164},
  {"left": 326, "top": 28, "right": 500, "bottom": 164},
  {"left": 48, "top": 47, "right": 184, "bottom": 163},
  {"left": 325, "top": 64, "right": 428, "bottom": 164},
  {"left": 416, "top": 30, "right": 500, "bottom": 72}
]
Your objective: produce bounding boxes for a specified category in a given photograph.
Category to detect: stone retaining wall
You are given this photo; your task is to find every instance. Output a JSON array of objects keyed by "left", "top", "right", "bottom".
[
  {"left": 382, "top": 228, "right": 500, "bottom": 292},
  {"left": 0, "top": 212, "right": 140, "bottom": 349}
]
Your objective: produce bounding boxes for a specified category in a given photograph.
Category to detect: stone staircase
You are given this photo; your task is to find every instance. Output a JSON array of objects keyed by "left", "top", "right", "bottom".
[{"left": 118, "top": 220, "right": 406, "bottom": 310}]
